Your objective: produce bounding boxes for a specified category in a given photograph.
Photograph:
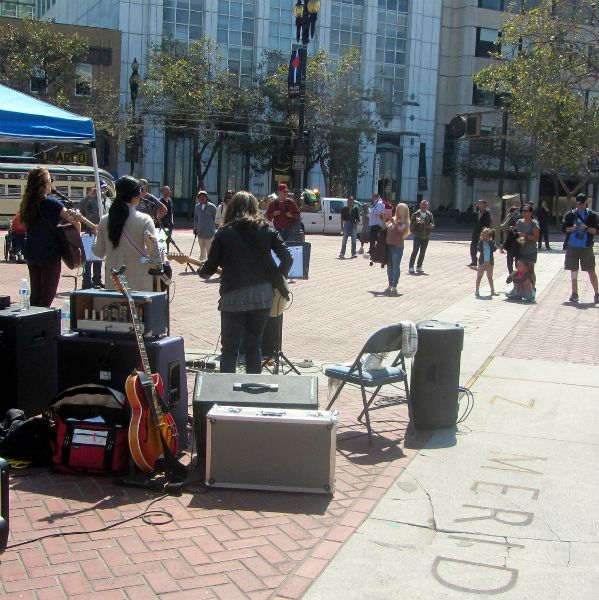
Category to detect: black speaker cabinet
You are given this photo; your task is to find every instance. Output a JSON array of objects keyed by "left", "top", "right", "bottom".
[
  {"left": 57, "top": 334, "right": 188, "bottom": 449},
  {"left": 0, "top": 306, "right": 60, "bottom": 417},
  {"left": 410, "top": 320, "right": 464, "bottom": 429}
]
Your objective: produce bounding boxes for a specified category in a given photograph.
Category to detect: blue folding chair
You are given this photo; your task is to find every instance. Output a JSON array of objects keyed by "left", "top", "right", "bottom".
[{"left": 325, "top": 323, "right": 410, "bottom": 444}]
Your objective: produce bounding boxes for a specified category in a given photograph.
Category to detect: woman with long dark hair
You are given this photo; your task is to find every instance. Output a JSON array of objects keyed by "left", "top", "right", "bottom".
[
  {"left": 20, "top": 166, "right": 81, "bottom": 307},
  {"left": 92, "top": 176, "right": 157, "bottom": 291},
  {"left": 199, "top": 191, "right": 293, "bottom": 373}
]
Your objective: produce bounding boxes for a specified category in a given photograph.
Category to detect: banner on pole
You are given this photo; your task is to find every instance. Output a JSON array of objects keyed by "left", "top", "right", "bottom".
[{"left": 288, "top": 50, "right": 302, "bottom": 98}]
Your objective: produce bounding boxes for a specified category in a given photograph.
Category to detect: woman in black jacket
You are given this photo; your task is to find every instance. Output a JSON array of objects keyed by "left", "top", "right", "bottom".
[{"left": 199, "top": 191, "right": 292, "bottom": 373}]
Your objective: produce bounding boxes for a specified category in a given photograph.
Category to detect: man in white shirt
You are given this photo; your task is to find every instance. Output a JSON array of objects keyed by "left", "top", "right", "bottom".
[{"left": 368, "top": 194, "right": 385, "bottom": 254}]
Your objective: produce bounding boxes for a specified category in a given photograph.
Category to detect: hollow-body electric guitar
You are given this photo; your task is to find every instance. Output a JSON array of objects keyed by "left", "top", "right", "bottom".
[{"left": 111, "top": 268, "right": 187, "bottom": 481}]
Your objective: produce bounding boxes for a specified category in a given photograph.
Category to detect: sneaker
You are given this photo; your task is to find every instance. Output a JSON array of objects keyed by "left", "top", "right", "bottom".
[
  {"left": 409, "top": 267, "right": 415, "bottom": 274},
  {"left": 468, "top": 262, "right": 477, "bottom": 267},
  {"left": 506, "top": 274, "right": 513, "bottom": 284},
  {"left": 475, "top": 290, "right": 480, "bottom": 298},
  {"left": 339, "top": 254, "right": 345, "bottom": 259},
  {"left": 351, "top": 254, "right": 357, "bottom": 259},
  {"left": 416, "top": 267, "right": 424, "bottom": 274},
  {"left": 569, "top": 293, "right": 579, "bottom": 303},
  {"left": 384, "top": 286, "right": 392, "bottom": 293},
  {"left": 358, "top": 247, "right": 364, "bottom": 254},
  {"left": 390, "top": 286, "right": 398, "bottom": 295},
  {"left": 594, "top": 293, "right": 599, "bottom": 304}
]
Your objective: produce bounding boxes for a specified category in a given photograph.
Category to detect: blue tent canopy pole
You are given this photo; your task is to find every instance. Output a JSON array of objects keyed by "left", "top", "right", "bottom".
[{"left": 0, "top": 83, "right": 104, "bottom": 216}]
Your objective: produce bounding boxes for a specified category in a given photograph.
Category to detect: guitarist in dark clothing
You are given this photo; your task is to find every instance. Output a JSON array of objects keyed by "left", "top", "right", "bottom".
[
  {"left": 469, "top": 199, "right": 493, "bottom": 267},
  {"left": 200, "top": 191, "right": 292, "bottom": 374}
]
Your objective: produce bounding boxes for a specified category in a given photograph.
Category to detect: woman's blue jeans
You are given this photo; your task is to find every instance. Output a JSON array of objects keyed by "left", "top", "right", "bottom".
[
  {"left": 386, "top": 245, "right": 404, "bottom": 287},
  {"left": 220, "top": 308, "right": 271, "bottom": 373}
]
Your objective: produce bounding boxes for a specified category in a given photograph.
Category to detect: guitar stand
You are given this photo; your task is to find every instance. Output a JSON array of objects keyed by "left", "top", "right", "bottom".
[
  {"left": 113, "top": 457, "right": 184, "bottom": 497},
  {"left": 162, "top": 228, "right": 197, "bottom": 274}
]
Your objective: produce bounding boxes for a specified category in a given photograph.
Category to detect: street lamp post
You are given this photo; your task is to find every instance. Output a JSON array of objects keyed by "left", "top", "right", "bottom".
[
  {"left": 497, "top": 92, "right": 510, "bottom": 221},
  {"left": 129, "top": 57, "right": 140, "bottom": 176},
  {"left": 292, "top": 0, "right": 320, "bottom": 202}
]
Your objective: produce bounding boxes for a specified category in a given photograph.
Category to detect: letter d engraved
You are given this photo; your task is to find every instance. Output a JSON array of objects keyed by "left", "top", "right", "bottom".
[{"left": 432, "top": 556, "right": 518, "bottom": 594}]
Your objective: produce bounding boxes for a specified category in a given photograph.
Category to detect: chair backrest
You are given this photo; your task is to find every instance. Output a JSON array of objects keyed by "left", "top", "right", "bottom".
[{"left": 361, "top": 323, "right": 403, "bottom": 355}]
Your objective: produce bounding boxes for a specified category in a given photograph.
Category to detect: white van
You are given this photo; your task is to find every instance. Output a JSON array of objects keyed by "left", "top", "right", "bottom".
[{"left": 300, "top": 197, "right": 364, "bottom": 234}]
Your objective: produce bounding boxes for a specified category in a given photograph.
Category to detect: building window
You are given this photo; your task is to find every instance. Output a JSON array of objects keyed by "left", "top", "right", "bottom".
[
  {"left": 330, "top": 0, "right": 364, "bottom": 58},
  {"left": 30, "top": 66, "right": 46, "bottom": 93},
  {"left": 475, "top": 27, "right": 499, "bottom": 58},
  {"left": 267, "top": 0, "right": 294, "bottom": 52},
  {"left": 472, "top": 83, "right": 497, "bottom": 107},
  {"left": 374, "top": 0, "right": 408, "bottom": 119},
  {"left": 75, "top": 64, "right": 92, "bottom": 96},
  {"left": 87, "top": 46, "right": 112, "bottom": 66},
  {"left": 217, "top": 0, "right": 255, "bottom": 85},
  {"left": 163, "top": 0, "right": 204, "bottom": 43},
  {"left": 478, "top": 0, "right": 504, "bottom": 9}
]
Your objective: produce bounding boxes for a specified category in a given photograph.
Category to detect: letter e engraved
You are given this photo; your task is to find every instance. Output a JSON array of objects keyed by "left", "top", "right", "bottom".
[
  {"left": 456, "top": 505, "right": 533, "bottom": 526},
  {"left": 490, "top": 394, "right": 535, "bottom": 409},
  {"left": 471, "top": 481, "right": 540, "bottom": 500},
  {"left": 482, "top": 452, "right": 547, "bottom": 475},
  {"left": 432, "top": 556, "right": 518, "bottom": 594}
]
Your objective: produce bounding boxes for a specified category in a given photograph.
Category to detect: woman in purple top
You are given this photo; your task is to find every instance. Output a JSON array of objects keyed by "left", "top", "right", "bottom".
[{"left": 20, "top": 166, "right": 80, "bottom": 307}]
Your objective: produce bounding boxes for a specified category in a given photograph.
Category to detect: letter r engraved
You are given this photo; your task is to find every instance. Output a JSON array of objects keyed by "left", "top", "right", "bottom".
[{"left": 471, "top": 481, "right": 540, "bottom": 500}]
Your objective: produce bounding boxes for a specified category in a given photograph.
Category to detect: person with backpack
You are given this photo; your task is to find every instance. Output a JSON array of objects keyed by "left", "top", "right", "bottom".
[{"left": 265, "top": 183, "right": 301, "bottom": 241}]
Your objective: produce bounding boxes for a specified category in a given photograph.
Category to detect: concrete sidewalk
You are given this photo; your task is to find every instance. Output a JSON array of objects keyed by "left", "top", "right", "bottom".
[{"left": 305, "top": 252, "right": 599, "bottom": 599}]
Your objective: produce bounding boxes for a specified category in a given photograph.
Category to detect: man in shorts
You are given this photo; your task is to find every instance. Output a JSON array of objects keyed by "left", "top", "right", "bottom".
[{"left": 561, "top": 193, "right": 599, "bottom": 303}]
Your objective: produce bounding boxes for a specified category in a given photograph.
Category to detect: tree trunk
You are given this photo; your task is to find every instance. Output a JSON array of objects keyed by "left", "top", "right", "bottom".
[{"left": 319, "top": 156, "right": 330, "bottom": 196}]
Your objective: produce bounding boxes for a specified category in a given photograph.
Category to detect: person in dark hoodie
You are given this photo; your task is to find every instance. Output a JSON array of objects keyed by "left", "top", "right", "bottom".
[{"left": 199, "top": 191, "right": 292, "bottom": 373}]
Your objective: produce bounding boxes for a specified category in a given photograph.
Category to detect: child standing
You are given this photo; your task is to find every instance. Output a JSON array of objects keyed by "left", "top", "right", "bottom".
[{"left": 475, "top": 227, "right": 498, "bottom": 297}]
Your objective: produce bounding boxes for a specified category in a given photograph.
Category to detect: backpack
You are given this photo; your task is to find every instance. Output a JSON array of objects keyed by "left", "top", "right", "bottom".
[
  {"left": 369, "top": 228, "right": 388, "bottom": 267},
  {"left": 0, "top": 409, "right": 53, "bottom": 466}
]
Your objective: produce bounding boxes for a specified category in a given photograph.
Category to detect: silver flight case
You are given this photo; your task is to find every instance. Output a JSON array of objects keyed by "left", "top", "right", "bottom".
[{"left": 205, "top": 405, "right": 338, "bottom": 495}]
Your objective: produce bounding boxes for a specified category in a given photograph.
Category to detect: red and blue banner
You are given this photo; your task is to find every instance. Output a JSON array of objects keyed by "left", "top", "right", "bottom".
[{"left": 288, "top": 49, "right": 302, "bottom": 98}]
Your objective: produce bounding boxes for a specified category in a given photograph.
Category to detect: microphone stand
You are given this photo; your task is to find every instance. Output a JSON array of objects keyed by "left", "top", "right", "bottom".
[{"left": 158, "top": 224, "right": 197, "bottom": 274}]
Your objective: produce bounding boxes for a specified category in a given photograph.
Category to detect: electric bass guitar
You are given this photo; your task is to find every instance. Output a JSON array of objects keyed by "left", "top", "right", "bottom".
[
  {"left": 167, "top": 252, "right": 203, "bottom": 267},
  {"left": 111, "top": 268, "right": 187, "bottom": 482}
]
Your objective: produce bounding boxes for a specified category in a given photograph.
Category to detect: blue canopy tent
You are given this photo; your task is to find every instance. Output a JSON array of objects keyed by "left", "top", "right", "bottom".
[{"left": 0, "top": 83, "right": 103, "bottom": 214}]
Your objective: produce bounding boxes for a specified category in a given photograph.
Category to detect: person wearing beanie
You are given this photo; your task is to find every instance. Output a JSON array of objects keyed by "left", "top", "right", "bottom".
[{"left": 92, "top": 175, "right": 157, "bottom": 291}]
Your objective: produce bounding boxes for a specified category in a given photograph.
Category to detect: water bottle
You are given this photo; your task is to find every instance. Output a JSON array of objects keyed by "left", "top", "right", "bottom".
[
  {"left": 61, "top": 299, "right": 71, "bottom": 334},
  {"left": 18, "top": 278, "right": 30, "bottom": 310}
]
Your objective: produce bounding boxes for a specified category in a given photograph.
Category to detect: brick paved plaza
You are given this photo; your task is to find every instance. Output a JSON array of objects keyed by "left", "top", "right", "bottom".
[{"left": 1, "top": 229, "right": 597, "bottom": 599}]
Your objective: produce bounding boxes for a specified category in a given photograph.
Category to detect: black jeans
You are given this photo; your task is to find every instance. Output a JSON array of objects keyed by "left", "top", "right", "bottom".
[
  {"left": 82, "top": 260, "right": 102, "bottom": 288},
  {"left": 470, "top": 240, "right": 479, "bottom": 264},
  {"left": 220, "top": 308, "right": 271, "bottom": 374},
  {"left": 538, "top": 224, "right": 550, "bottom": 249},
  {"left": 368, "top": 225, "right": 382, "bottom": 254},
  {"left": 409, "top": 238, "right": 429, "bottom": 269}
]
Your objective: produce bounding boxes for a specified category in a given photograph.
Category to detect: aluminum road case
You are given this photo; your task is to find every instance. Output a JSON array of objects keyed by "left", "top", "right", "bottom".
[
  {"left": 193, "top": 372, "right": 318, "bottom": 480},
  {"left": 205, "top": 405, "right": 337, "bottom": 495}
]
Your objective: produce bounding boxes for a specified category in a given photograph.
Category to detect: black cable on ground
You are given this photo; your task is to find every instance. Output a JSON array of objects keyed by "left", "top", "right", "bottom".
[
  {"left": 6, "top": 494, "right": 173, "bottom": 550},
  {"left": 457, "top": 386, "right": 475, "bottom": 423}
]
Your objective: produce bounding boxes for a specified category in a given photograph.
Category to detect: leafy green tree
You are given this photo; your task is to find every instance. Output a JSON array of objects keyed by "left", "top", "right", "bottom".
[
  {"left": 142, "top": 37, "right": 265, "bottom": 190},
  {"left": 474, "top": 0, "right": 599, "bottom": 201},
  {"left": 0, "top": 18, "right": 127, "bottom": 143},
  {"left": 258, "top": 47, "right": 378, "bottom": 196}
]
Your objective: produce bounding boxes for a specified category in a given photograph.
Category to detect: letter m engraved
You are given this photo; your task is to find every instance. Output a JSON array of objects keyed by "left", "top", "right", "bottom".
[{"left": 482, "top": 452, "right": 546, "bottom": 476}]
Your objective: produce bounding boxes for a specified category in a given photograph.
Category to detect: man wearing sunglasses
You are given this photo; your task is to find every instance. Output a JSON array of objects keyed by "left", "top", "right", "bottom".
[{"left": 561, "top": 193, "right": 599, "bottom": 303}]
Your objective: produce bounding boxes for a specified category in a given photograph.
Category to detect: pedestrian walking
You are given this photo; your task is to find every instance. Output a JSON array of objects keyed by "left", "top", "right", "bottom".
[
  {"left": 561, "top": 193, "right": 599, "bottom": 303},
  {"left": 408, "top": 199, "right": 435, "bottom": 274},
  {"left": 474, "top": 227, "right": 498, "bottom": 297},
  {"left": 368, "top": 193, "right": 385, "bottom": 255},
  {"left": 384, "top": 202, "right": 410, "bottom": 295},
  {"left": 339, "top": 197, "right": 360, "bottom": 258},
  {"left": 358, "top": 204, "right": 370, "bottom": 254},
  {"left": 469, "top": 199, "right": 492, "bottom": 267},
  {"left": 500, "top": 204, "right": 520, "bottom": 282},
  {"left": 193, "top": 190, "right": 217, "bottom": 264},
  {"left": 535, "top": 199, "right": 551, "bottom": 250}
]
